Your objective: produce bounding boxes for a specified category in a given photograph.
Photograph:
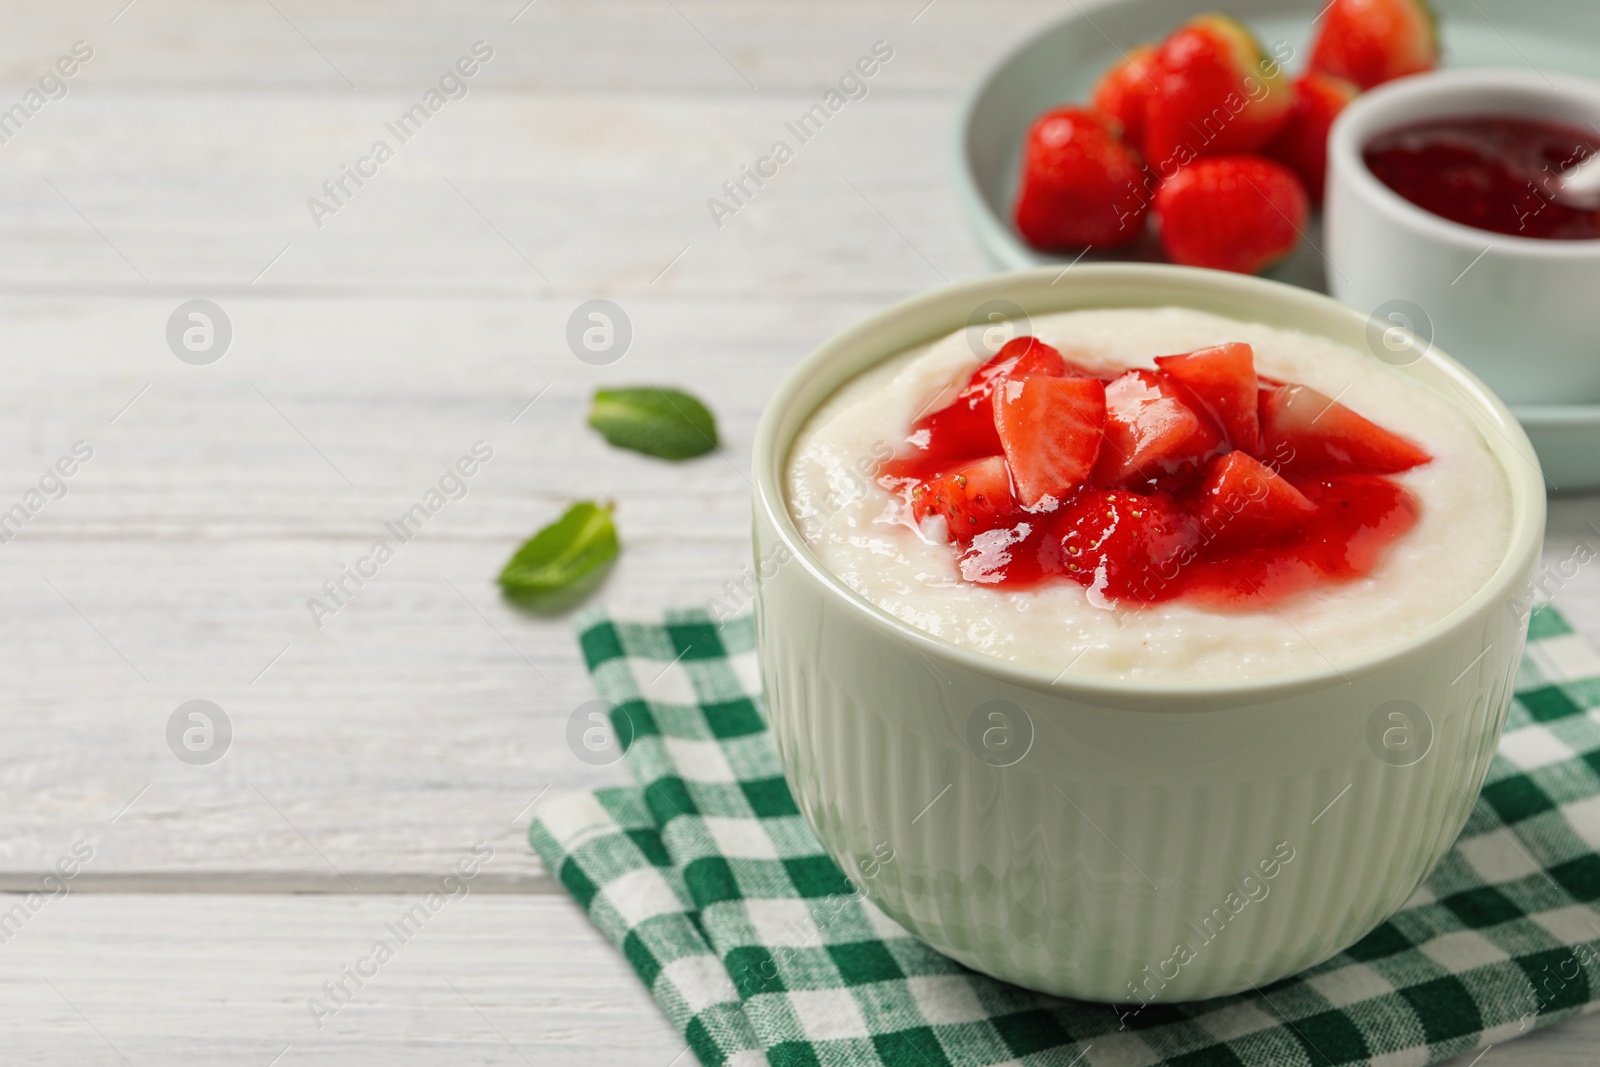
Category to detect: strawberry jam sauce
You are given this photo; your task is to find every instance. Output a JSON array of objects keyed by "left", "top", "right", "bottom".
[
  {"left": 1363, "top": 116, "right": 1600, "bottom": 240},
  {"left": 879, "top": 337, "right": 1428, "bottom": 610}
]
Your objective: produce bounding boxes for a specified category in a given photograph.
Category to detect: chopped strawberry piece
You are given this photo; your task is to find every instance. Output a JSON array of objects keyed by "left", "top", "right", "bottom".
[
  {"left": 910, "top": 456, "right": 1018, "bottom": 542},
  {"left": 1183, "top": 473, "right": 1420, "bottom": 608},
  {"left": 1310, "top": 0, "right": 1438, "bottom": 91},
  {"left": 1154, "top": 343, "right": 1261, "bottom": 454},
  {"left": 984, "top": 336, "right": 1072, "bottom": 382},
  {"left": 901, "top": 337, "right": 1073, "bottom": 466},
  {"left": 1195, "top": 451, "right": 1315, "bottom": 542},
  {"left": 992, "top": 376, "right": 1106, "bottom": 507},
  {"left": 1259, "top": 384, "right": 1432, "bottom": 474},
  {"left": 1092, "top": 370, "right": 1221, "bottom": 488},
  {"left": 1058, "top": 489, "right": 1194, "bottom": 601}
]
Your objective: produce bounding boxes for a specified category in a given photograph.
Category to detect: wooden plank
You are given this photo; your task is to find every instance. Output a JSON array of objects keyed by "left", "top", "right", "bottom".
[
  {"left": 0, "top": 893, "right": 684, "bottom": 1065},
  {"left": 3, "top": 0, "right": 1071, "bottom": 95},
  {"left": 0, "top": 288, "right": 834, "bottom": 879},
  {"left": 0, "top": 93, "right": 972, "bottom": 297},
  {"left": 0, "top": 65, "right": 979, "bottom": 882},
  {"left": 0, "top": 893, "right": 1591, "bottom": 1065}
]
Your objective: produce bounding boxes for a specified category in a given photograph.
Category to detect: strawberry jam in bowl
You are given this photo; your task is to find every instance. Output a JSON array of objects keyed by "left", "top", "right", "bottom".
[
  {"left": 1363, "top": 115, "right": 1600, "bottom": 241},
  {"left": 751, "top": 265, "right": 1545, "bottom": 1001}
]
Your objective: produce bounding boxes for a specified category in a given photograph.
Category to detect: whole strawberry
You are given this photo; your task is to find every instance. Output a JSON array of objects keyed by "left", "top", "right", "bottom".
[
  {"left": 1154, "top": 155, "right": 1308, "bottom": 274},
  {"left": 1090, "top": 45, "right": 1158, "bottom": 151},
  {"left": 1310, "top": 0, "right": 1437, "bottom": 90},
  {"left": 1014, "top": 107, "right": 1149, "bottom": 251},
  {"left": 1265, "top": 71, "right": 1359, "bottom": 202},
  {"left": 1143, "top": 14, "right": 1293, "bottom": 170}
]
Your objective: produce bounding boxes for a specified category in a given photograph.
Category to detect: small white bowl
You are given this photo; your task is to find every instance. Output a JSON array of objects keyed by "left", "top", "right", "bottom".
[
  {"left": 1326, "top": 68, "right": 1600, "bottom": 407},
  {"left": 751, "top": 264, "right": 1545, "bottom": 1002}
]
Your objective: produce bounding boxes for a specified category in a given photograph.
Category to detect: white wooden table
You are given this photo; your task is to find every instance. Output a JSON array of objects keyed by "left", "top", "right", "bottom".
[{"left": 1, "top": 2, "right": 1596, "bottom": 1062}]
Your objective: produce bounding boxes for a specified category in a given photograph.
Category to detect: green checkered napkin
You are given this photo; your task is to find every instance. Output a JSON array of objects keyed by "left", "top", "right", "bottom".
[{"left": 529, "top": 605, "right": 1600, "bottom": 1067}]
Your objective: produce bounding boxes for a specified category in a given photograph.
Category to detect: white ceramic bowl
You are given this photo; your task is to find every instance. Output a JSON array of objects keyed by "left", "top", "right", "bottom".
[
  {"left": 751, "top": 264, "right": 1545, "bottom": 1002},
  {"left": 1326, "top": 68, "right": 1600, "bottom": 407}
]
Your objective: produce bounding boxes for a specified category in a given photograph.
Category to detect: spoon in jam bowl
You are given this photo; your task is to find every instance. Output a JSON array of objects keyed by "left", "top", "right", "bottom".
[{"left": 1552, "top": 149, "right": 1600, "bottom": 208}]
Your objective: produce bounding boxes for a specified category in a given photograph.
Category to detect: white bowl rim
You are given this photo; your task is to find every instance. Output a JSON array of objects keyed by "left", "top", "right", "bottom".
[
  {"left": 1514, "top": 400, "right": 1600, "bottom": 426},
  {"left": 751, "top": 264, "right": 1547, "bottom": 705},
  {"left": 1329, "top": 67, "right": 1600, "bottom": 258}
]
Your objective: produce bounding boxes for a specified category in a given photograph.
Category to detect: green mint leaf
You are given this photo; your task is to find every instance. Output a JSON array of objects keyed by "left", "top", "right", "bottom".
[
  {"left": 588, "top": 386, "right": 718, "bottom": 461},
  {"left": 498, "top": 502, "right": 619, "bottom": 596}
]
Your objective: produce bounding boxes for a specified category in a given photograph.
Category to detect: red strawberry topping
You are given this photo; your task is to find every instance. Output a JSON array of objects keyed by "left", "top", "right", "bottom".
[
  {"left": 910, "top": 456, "right": 1018, "bottom": 542},
  {"left": 1058, "top": 489, "right": 1194, "bottom": 602},
  {"left": 1259, "top": 383, "right": 1432, "bottom": 474},
  {"left": 1093, "top": 369, "right": 1222, "bottom": 488},
  {"left": 992, "top": 375, "right": 1106, "bottom": 506},
  {"left": 1184, "top": 473, "right": 1421, "bottom": 607},
  {"left": 899, "top": 337, "right": 1075, "bottom": 466},
  {"left": 880, "top": 336, "right": 1433, "bottom": 609},
  {"left": 1195, "top": 450, "right": 1315, "bottom": 542},
  {"left": 1154, "top": 342, "right": 1261, "bottom": 453}
]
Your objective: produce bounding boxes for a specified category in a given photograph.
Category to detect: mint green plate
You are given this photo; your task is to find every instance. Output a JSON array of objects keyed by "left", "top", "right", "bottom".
[{"left": 954, "top": 0, "right": 1600, "bottom": 489}]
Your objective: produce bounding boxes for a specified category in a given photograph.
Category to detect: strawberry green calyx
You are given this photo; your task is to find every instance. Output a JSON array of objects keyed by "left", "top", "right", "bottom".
[
  {"left": 1142, "top": 13, "right": 1296, "bottom": 167},
  {"left": 1309, "top": 0, "right": 1440, "bottom": 89},
  {"left": 1194, "top": 13, "right": 1292, "bottom": 120}
]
